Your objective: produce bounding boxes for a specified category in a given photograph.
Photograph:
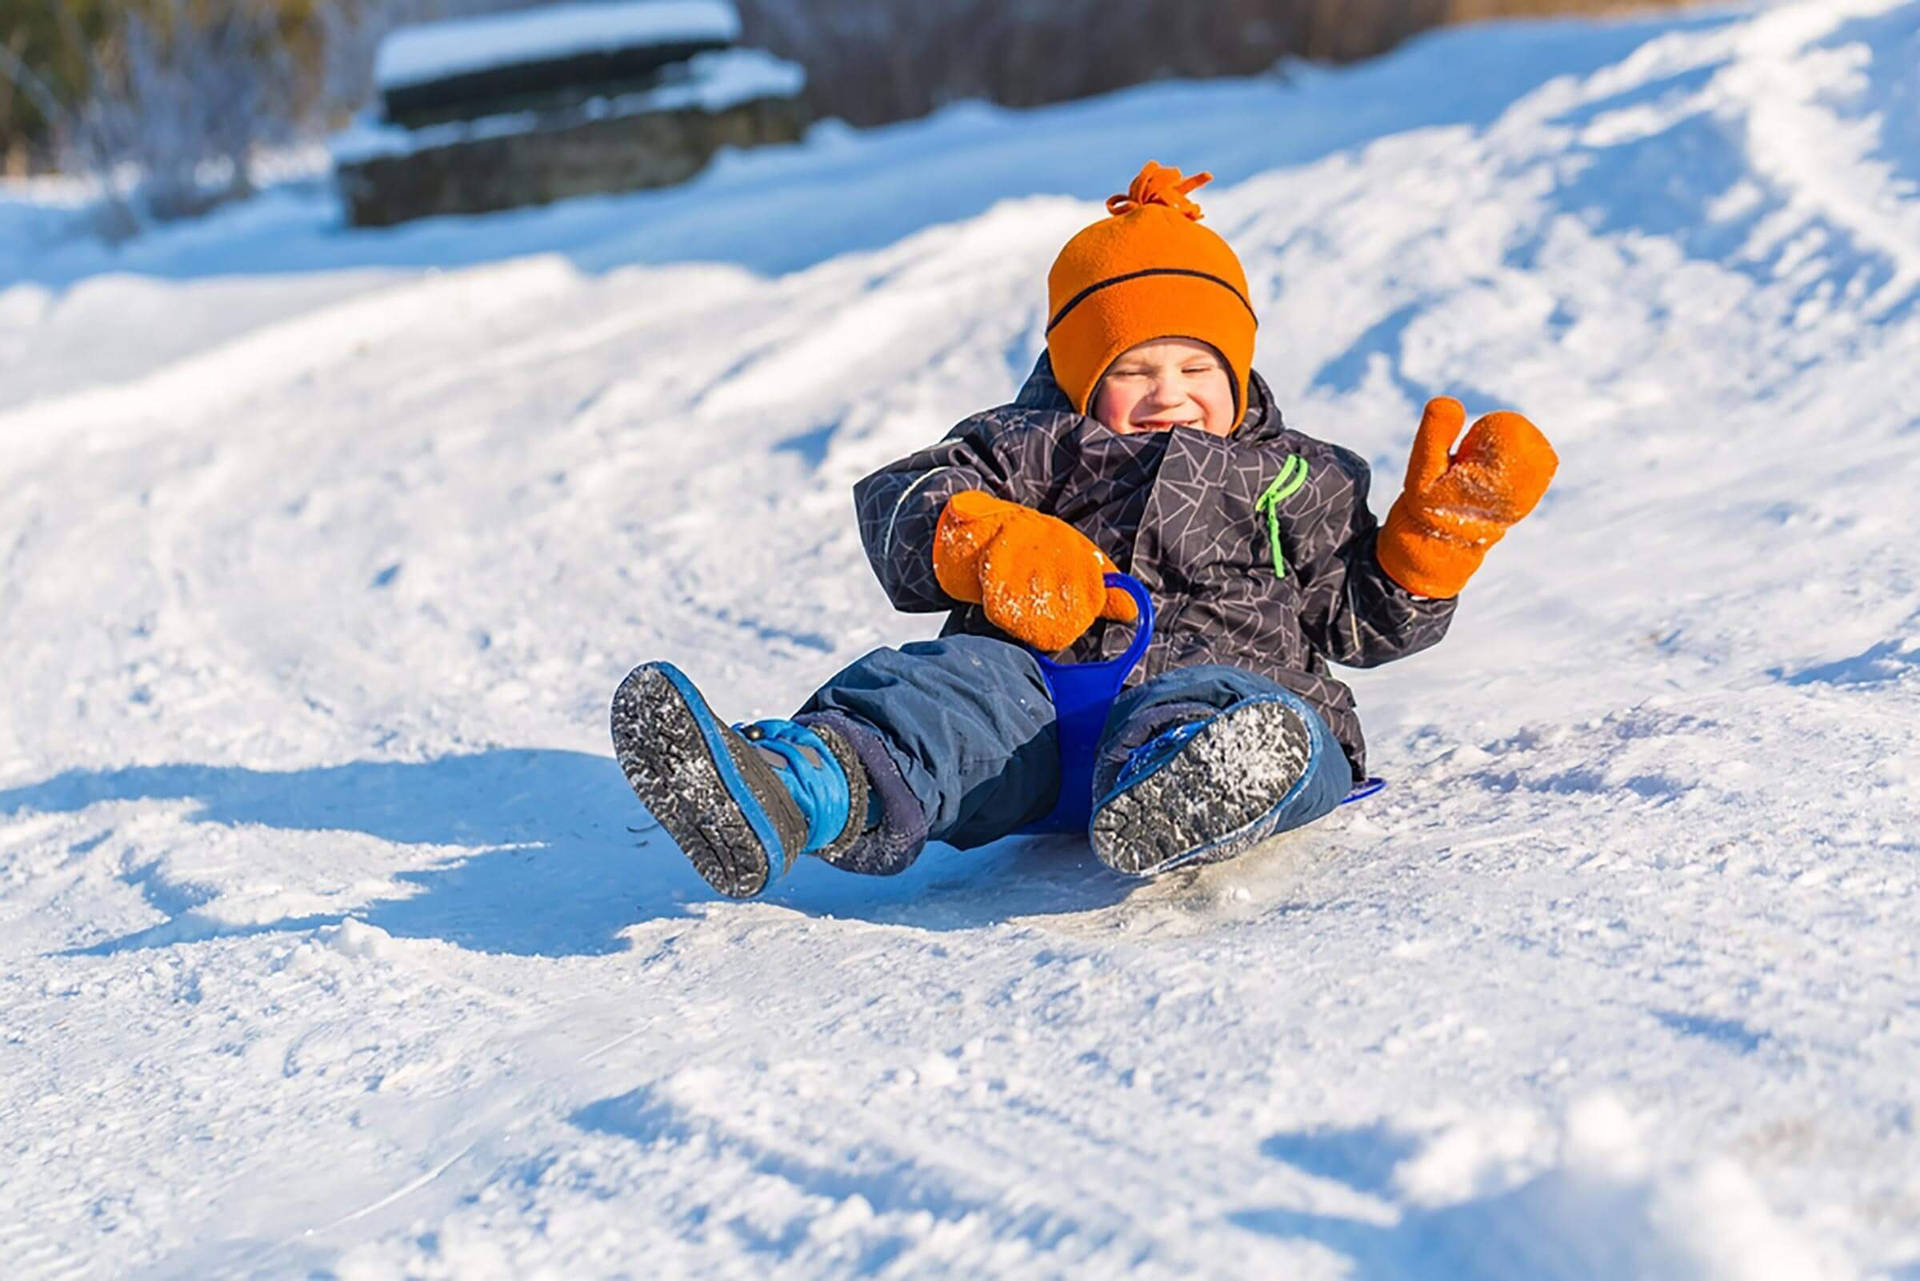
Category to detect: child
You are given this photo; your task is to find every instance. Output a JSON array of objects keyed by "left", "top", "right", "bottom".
[{"left": 611, "top": 162, "right": 1557, "bottom": 899}]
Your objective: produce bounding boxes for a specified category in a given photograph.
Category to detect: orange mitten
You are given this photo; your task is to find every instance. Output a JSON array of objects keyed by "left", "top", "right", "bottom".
[
  {"left": 933, "top": 490, "right": 1137, "bottom": 651},
  {"left": 1375, "top": 397, "right": 1559, "bottom": 599}
]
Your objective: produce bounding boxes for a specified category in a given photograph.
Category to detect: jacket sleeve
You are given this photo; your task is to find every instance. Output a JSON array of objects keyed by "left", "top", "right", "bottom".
[
  {"left": 1295, "top": 444, "right": 1457, "bottom": 667},
  {"left": 851, "top": 410, "right": 1049, "bottom": 613}
]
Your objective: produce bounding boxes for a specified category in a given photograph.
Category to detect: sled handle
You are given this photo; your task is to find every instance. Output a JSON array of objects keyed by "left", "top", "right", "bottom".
[
  {"left": 1024, "top": 572, "right": 1155, "bottom": 691},
  {"left": 1103, "top": 572, "right": 1155, "bottom": 678},
  {"left": 1017, "top": 573, "right": 1155, "bottom": 834}
]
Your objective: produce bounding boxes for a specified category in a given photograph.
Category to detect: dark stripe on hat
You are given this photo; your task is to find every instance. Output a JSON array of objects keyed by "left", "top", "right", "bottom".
[{"left": 1046, "top": 267, "right": 1257, "bottom": 334}]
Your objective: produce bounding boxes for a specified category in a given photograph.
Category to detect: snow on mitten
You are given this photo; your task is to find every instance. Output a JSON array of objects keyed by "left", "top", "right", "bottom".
[
  {"left": 933, "top": 490, "right": 1137, "bottom": 651},
  {"left": 1375, "top": 397, "right": 1559, "bottom": 599}
]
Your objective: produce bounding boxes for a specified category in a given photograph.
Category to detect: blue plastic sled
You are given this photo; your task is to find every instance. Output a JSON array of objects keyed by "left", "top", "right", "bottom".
[{"left": 1018, "top": 571, "right": 1384, "bottom": 834}]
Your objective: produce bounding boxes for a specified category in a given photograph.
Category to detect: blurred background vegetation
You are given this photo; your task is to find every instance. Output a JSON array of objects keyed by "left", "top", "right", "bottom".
[
  {"left": 740, "top": 0, "right": 1698, "bottom": 128},
  {"left": 1, "top": 0, "right": 1693, "bottom": 222}
]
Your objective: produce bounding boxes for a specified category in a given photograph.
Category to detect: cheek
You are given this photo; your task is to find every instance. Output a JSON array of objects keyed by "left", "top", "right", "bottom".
[
  {"left": 1199, "top": 374, "right": 1237, "bottom": 433},
  {"left": 1092, "top": 381, "right": 1139, "bottom": 431}
]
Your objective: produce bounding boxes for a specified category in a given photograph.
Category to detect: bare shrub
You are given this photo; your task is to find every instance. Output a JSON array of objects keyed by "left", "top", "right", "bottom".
[
  {"left": 9, "top": 0, "right": 530, "bottom": 226},
  {"left": 26, "top": 0, "right": 296, "bottom": 228}
]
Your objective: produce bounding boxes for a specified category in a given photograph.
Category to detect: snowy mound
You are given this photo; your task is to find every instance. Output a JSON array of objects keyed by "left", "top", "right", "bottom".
[{"left": 1, "top": 0, "right": 1917, "bottom": 1277}]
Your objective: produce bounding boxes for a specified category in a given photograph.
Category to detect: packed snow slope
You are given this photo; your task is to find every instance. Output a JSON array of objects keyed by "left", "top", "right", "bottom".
[{"left": 3, "top": 1, "right": 1919, "bottom": 1277}]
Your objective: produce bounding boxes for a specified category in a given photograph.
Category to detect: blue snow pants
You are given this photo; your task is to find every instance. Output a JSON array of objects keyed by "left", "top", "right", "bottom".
[{"left": 795, "top": 634, "right": 1353, "bottom": 876}]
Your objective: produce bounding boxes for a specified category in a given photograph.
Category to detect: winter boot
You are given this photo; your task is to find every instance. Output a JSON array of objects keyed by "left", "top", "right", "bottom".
[
  {"left": 611, "top": 662, "right": 869, "bottom": 899},
  {"left": 1089, "top": 696, "right": 1318, "bottom": 876}
]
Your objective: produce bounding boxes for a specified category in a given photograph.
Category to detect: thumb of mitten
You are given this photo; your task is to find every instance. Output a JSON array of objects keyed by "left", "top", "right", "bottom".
[
  {"left": 1404, "top": 396, "right": 1466, "bottom": 495},
  {"left": 933, "top": 490, "right": 1017, "bottom": 603}
]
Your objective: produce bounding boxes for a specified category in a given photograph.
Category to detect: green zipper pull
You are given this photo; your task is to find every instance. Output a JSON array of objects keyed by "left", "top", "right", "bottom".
[{"left": 1254, "top": 455, "right": 1309, "bottom": 578}]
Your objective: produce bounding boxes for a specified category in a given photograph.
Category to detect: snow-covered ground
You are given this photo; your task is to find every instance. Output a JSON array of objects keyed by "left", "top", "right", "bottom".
[{"left": 3, "top": 0, "right": 1918, "bottom": 1276}]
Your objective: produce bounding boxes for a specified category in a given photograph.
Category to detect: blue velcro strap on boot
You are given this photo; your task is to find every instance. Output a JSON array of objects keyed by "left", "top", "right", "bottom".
[
  {"left": 739, "top": 720, "right": 851, "bottom": 855},
  {"left": 1111, "top": 718, "right": 1206, "bottom": 794}
]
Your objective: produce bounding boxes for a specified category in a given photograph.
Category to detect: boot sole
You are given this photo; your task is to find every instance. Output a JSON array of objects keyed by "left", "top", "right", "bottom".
[
  {"left": 1090, "top": 698, "right": 1314, "bottom": 876},
  {"left": 610, "top": 662, "right": 781, "bottom": 899}
]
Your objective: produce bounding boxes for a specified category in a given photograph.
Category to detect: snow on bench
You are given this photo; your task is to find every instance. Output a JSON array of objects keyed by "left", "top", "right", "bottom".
[
  {"left": 333, "top": 47, "right": 805, "bottom": 165},
  {"left": 375, "top": 0, "right": 741, "bottom": 93}
]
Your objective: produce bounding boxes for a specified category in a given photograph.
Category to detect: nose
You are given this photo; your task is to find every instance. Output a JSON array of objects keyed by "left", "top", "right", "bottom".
[{"left": 1140, "top": 376, "right": 1181, "bottom": 409}]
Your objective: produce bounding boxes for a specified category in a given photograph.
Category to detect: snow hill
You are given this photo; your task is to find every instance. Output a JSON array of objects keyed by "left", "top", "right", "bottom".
[{"left": 2, "top": 1, "right": 1918, "bottom": 1276}]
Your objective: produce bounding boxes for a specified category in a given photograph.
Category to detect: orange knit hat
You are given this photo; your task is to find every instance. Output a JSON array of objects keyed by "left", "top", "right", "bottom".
[{"left": 1046, "top": 162, "right": 1257, "bottom": 430}]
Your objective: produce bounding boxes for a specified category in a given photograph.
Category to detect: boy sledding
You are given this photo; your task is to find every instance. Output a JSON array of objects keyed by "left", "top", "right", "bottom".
[{"left": 613, "top": 162, "right": 1557, "bottom": 899}]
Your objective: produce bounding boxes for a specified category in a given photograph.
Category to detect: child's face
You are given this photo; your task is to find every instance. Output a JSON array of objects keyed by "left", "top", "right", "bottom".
[{"left": 1091, "top": 338, "right": 1236, "bottom": 437}]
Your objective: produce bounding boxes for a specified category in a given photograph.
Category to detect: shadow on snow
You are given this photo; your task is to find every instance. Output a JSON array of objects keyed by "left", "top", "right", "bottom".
[
  {"left": 1229, "top": 1124, "right": 1691, "bottom": 1280},
  {"left": 0, "top": 750, "right": 1130, "bottom": 958}
]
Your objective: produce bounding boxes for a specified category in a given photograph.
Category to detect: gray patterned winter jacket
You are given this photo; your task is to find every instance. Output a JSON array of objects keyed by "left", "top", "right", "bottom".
[{"left": 851, "top": 355, "right": 1456, "bottom": 781}]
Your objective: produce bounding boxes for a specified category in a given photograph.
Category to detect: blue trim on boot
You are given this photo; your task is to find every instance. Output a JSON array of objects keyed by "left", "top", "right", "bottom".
[
  {"left": 1107, "top": 718, "right": 1207, "bottom": 795},
  {"left": 738, "top": 719, "right": 851, "bottom": 855},
  {"left": 794, "top": 709, "right": 932, "bottom": 877}
]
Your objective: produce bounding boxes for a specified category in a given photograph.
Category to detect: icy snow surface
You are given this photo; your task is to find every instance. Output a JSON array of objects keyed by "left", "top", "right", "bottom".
[
  {"left": 374, "top": 0, "right": 741, "bottom": 92},
  {"left": 3, "top": 0, "right": 1919, "bottom": 1276}
]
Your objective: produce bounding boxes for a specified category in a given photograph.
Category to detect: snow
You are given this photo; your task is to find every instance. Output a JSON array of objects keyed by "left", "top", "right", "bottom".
[
  {"left": 332, "top": 48, "right": 806, "bottom": 165},
  {"left": 3, "top": 0, "right": 1920, "bottom": 1276},
  {"left": 373, "top": 0, "right": 741, "bottom": 92},
  {"left": 686, "top": 43, "right": 806, "bottom": 112}
]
